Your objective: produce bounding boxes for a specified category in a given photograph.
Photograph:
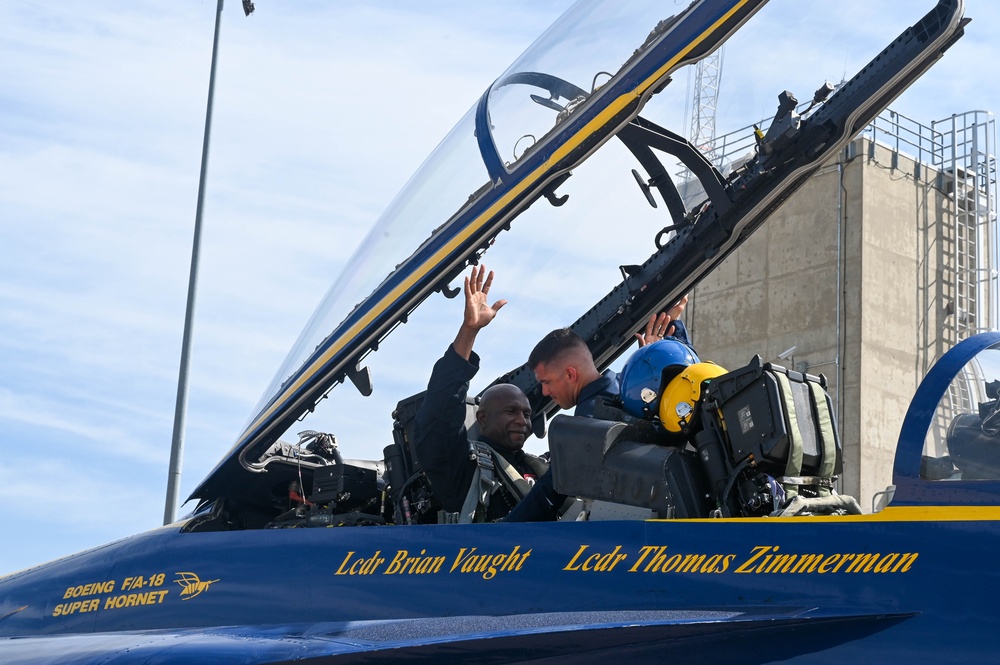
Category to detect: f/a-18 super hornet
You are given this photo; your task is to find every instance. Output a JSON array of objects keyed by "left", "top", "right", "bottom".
[{"left": 4, "top": 1, "right": 997, "bottom": 663}]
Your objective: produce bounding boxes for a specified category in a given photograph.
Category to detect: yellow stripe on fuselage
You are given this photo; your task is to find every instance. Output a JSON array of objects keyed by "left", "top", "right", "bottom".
[
  {"left": 648, "top": 504, "right": 1000, "bottom": 524},
  {"left": 240, "top": 1, "right": 752, "bottom": 447}
]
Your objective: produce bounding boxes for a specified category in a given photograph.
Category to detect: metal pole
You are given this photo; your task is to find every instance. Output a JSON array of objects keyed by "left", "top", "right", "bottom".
[{"left": 164, "top": 0, "right": 224, "bottom": 525}]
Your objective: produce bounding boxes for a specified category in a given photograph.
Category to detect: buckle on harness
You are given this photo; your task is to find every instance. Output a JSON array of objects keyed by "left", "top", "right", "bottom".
[{"left": 469, "top": 441, "right": 495, "bottom": 471}]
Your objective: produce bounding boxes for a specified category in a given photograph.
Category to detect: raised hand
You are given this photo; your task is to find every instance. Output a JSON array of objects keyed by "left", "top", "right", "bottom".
[
  {"left": 453, "top": 265, "right": 507, "bottom": 360},
  {"left": 635, "top": 294, "right": 688, "bottom": 347},
  {"left": 464, "top": 265, "right": 507, "bottom": 330}
]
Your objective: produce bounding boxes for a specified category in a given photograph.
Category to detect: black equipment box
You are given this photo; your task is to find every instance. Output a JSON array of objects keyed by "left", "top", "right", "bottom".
[
  {"left": 704, "top": 356, "right": 841, "bottom": 478},
  {"left": 310, "top": 461, "right": 381, "bottom": 512},
  {"left": 548, "top": 415, "right": 710, "bottom": 519}
]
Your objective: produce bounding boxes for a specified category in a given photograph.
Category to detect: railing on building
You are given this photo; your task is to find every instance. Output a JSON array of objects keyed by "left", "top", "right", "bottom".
[{"left": 691, "top": 107, "right": 998, "bottom": 338}]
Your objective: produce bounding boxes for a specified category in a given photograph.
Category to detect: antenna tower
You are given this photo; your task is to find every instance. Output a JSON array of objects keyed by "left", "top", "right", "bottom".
[{"left": 690, "top": 48, "right": 724, "bottom": 164}]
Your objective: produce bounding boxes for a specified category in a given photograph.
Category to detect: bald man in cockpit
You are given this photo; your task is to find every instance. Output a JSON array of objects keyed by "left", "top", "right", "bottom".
[{"left": 414, "top": 266, "right": 547, "bottom": 523}]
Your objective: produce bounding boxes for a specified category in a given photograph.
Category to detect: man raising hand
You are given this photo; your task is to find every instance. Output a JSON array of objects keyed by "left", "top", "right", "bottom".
[{"left": 414, "top": 266, "right": 545, "bottom": 522}]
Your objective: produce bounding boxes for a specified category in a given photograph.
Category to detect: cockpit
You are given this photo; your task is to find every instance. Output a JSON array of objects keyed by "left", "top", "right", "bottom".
[{"left": 901, "top": 338, "right": 1000, "bottom": 492}]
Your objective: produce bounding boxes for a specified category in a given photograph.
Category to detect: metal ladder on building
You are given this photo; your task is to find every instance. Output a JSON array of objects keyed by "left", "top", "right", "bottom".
[{"left": 933, "top": 111, "right": 998, "bottom": 339}]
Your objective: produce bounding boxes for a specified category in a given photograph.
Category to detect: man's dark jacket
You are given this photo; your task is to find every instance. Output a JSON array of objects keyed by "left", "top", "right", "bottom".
[{"left": 414, "top": 345, "right": 539, "bottom": 521}]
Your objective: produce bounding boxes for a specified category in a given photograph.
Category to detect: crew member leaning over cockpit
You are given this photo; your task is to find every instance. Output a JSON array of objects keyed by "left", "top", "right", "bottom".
[
  {"left": 505, "top": 299, "right": 691, "bottom": 522},
  {"left": 414, "top": 266, "right": 547, "bottom": 522}
]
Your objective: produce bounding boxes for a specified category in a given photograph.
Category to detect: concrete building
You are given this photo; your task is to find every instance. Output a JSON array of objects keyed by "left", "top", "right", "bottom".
[{"left": 684, "top": 109, "right": 997, "bottom": 510}]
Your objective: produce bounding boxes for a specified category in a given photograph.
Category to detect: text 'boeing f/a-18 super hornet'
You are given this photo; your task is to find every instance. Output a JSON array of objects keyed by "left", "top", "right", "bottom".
[{"left": 2, "top": 0, "right": 996, "bottom": 663}]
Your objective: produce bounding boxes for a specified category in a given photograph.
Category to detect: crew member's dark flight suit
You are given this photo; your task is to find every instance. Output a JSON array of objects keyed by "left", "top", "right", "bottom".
[{"left": 414, "top": 345, "right": 544, "bottom": 522}]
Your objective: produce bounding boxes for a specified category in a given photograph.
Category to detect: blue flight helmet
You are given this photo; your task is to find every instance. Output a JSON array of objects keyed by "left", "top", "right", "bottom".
[{"left": 619, "top": 338, "right": 701, "bottom": 419}]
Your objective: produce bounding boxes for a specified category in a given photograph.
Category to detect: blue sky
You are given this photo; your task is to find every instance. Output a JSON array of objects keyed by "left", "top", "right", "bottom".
[{"left": 2, "top": 0, "right": 998, "bottom": 575}]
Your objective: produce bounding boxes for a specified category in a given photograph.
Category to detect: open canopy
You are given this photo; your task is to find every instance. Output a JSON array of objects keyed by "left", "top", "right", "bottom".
[{"left": 189, "top": 0, "right": 769, "bottom": 504}]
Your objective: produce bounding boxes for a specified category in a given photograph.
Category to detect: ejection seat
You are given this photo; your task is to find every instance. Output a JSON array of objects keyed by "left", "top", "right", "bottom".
[{"left": 385, "top": 391, "right": 479, "bottom": 524}]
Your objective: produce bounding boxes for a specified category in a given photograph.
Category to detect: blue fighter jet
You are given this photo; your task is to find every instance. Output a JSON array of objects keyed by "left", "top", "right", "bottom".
[{"left": 3, "top": 1, "right": 997, "bottom": 663}]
